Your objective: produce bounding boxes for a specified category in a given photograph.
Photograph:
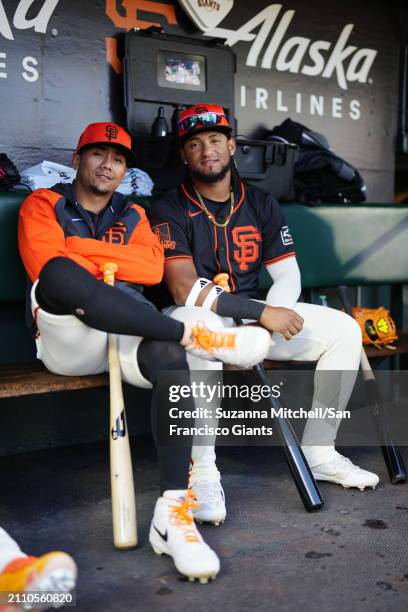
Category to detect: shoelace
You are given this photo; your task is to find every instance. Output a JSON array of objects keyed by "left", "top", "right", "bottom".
[
  {"left": 169, "top": 490, "right": 201, "bottom": 543},
  {"left": 191, "top": 324, "right": 236, "bottom": 353}
]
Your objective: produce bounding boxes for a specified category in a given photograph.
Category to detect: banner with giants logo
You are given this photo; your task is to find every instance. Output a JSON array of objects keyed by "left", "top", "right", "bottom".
[{"left": 0, "top": 0, "right": 399, "bottom": 201}]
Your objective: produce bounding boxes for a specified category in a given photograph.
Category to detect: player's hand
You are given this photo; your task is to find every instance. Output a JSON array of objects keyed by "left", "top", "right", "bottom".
[{"left": 260, "top": 305, "right": 304, "bottom": 340}]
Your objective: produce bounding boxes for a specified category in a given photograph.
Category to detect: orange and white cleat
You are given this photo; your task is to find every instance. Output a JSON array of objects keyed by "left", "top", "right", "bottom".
[
  {"left": 185, "top": 322, "right": 270, "bottom": 368},
  {"left": 0, "top": 551, "right": 77, "bottom": 611},
  {"left": 149, "top": 490, "right": 220, "bottom": 583}
]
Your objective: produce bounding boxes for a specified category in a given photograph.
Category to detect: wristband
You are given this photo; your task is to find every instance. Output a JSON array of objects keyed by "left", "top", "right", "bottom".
[
  {"left": 202, "top": 285, "right": 224, "bottom": 309},
  {"left": 216, "top": 292, "right": 266, "bottom": 321},
  {"left": 185, "top": 278, "right": 211, "bottom": 307}
]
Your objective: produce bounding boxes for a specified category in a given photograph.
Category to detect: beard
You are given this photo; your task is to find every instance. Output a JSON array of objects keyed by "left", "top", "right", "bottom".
[
  {"left": 89, "top": 182, "right": 111, "bottom": 196},
  {"left": 189, "top": 158, "right": 232, "bottom": 184}
]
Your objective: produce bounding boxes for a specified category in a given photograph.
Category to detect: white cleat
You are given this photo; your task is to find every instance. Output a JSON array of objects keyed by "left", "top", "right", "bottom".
[
  {"left": 190, "top": 480, "right": 226, "bottom": 526},
  {"left": 185, "top": 323, "right": 270, "bottom": 368},
  {"left": 308, "top": 450, "right": 379, "bottom": 490},
  {"left": 149, "top": 490, "right": 220, "bottom": 582}
]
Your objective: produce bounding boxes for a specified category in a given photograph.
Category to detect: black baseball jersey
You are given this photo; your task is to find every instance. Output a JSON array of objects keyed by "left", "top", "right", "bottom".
[{"left": 149, "top": 176, "right": 296, "bottom": 299}]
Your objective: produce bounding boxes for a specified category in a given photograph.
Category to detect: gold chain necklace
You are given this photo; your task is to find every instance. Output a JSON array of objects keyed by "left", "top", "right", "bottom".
[{"left": 193, "top": 184, "right": 235, "bottom": 228}]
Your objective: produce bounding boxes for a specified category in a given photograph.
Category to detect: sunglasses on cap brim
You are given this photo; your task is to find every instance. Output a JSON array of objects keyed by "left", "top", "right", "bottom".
[{"left": 177, "top": 112, "right": 227, "bottom": 132}]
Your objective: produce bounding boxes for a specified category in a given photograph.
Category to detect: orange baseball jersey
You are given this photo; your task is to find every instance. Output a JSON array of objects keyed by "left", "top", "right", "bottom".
[
  {"left": 149, "top": 177, "right": 295, "bottom": 296},
  {"left": 18, "top": 183, "right": 164, "bottom": 285}
]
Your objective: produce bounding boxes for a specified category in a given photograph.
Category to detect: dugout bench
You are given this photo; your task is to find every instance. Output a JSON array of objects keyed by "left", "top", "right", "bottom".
[{"left": 0, "top": 191, "right": 407, "bottom": 454}]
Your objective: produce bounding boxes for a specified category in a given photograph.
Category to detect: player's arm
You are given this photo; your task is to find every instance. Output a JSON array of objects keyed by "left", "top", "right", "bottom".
[
  {"left": 164, "top": 258, "right": 201, "bottom": 305},
  {"left": 265, "top": 256, "right": 301, "bottom": 309},
  {"left": 150, "top": 198, "right": 232, "bottom": 308},
  {"left": 164, "top": 258, "right": 231, "bottom": 309},
  {"left": 66, "top": 207, "right": 164, "bottom": 285},
  {"left": 18, "top": 190, "right": 99, "bottom": 282},
  {"left": 164, "top": 260, "right": 303, "bottom": 341},
  {"left": 150, "top": 195, "right": 302, "bottom": 338}
]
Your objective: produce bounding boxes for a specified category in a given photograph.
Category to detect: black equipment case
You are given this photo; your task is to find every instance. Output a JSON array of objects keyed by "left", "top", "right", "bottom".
[
  {"left": 124, "top": 28, "right": 235, "bottom": 135},
  {"left": 234, "top": 139, "right": 297, "bottom": 201}
]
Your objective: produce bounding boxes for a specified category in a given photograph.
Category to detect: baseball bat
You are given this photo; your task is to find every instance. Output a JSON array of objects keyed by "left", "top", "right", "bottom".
[
  {"left": 337, "top": 285, "right": 406, "bottom": 484},
  {"left": 101, "top": 263, "right": 138, "bottom": 548},
  {"left": 213, "top": 274, "right": 323, "bottom": 511},
  {"left": 253, "top": 361, "right": 324, "bottom": 511}
]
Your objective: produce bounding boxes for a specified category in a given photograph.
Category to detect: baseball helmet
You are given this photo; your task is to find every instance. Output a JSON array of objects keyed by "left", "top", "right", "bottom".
[
  {"left": 177, "top": 104, "right": 232, "bottom": 144},
  {"left": 76, "top": 122, "right": 137, "bottom": 167}
]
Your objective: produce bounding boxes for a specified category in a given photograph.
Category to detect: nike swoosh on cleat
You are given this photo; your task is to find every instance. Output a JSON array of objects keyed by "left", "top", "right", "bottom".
[
  {"left": 153, "top": 524, "right": 168, "bottom": 542},
  {"left": 188, "top": 210, "right": 202, "bottom": 218}
]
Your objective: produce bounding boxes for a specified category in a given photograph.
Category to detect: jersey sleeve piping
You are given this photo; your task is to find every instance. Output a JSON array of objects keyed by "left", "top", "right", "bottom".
[
  {"left": 263, "top": 252, "right": 296, "bottom": 266},
  {"left": 164, "top": 255, "right": 194, "bottom": 263}
]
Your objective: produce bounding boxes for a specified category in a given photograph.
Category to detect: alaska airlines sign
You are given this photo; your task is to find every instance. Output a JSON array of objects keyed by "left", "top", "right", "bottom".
[
  {"left": 0, "top": 0, "right": 60, "bottom": 82},
  {"left": 0, "top": 0, "right": 59, "bottom": 40},
  {"left": 205, "top": 4, "right": 378, "bottom": 91}
]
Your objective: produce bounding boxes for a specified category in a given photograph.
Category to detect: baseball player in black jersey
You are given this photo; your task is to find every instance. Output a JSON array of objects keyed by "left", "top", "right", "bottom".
[{"left": 149, "top": 104, "right": 379, "bottom": 524}]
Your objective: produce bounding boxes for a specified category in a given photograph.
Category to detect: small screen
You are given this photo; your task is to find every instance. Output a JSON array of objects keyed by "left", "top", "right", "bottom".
[{"left": 158, "top": 51, "right": 206, "bottom": 92}]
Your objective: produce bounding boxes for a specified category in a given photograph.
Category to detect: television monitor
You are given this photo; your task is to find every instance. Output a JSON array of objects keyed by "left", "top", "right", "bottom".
[{"left": 157, "top": 51, "right": 206, "bottom": 92}]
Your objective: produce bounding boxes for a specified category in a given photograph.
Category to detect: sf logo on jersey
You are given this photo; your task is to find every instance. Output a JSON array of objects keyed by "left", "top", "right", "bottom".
[
  {"left": 102, "top": 221, "right": 128, "bottom": 244},
  {"left": 232, "top": 226, "right": 262, "bottom": 271}
]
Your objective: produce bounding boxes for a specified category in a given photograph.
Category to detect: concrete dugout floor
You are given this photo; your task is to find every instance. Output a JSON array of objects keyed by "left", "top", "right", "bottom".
[{"left": 2, "top": 441, "right": 408, "bottom": 612}]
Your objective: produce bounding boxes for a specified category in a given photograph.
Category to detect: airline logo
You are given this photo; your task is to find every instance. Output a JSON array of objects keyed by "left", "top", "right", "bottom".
[{"left": 205, "top": 4, "right": 378, "bottom": 91}]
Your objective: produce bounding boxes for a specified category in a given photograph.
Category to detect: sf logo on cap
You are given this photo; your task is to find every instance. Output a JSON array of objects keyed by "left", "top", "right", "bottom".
[
  {"left": 105, "top": 125, "right": 119, "bottom": 140},
  {"left": 195, "top": 106, "right": 208, "bottom": 114}
]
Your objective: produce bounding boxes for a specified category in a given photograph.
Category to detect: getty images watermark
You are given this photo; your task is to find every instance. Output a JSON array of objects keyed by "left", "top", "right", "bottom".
[
  {"left": 167, "top": 382, "right": 350, "bottom": 439},
  {"left": 154, "top": 370, "right": 408, "bottom": 447}
]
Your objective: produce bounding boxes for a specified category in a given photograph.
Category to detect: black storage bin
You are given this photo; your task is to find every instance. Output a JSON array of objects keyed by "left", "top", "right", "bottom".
[
  {"left": 124, "top": 28, "right": 235, "bottom": 136},
  {"left": 234, "top": 139, "right": 297, "bottom": 201}
]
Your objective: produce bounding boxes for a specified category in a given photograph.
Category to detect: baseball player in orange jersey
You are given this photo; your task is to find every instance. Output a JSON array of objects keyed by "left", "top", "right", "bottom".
[
  {"left": 149, "top": 104, "right": 379, "bottom": 525},
  {"left": 17, "top": 122, "right": 271, "bottom": 582}
]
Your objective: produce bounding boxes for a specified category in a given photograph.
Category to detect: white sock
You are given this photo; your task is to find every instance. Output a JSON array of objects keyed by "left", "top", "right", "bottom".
[
  {"left": 302, "top": 445, "right": 336, "bottom": 468},
  {"left": 190, "top": 445, "right": 220, "bottom": 482}
]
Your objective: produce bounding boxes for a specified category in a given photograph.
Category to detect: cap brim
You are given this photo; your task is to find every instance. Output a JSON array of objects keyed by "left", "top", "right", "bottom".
[
  {"left": 179, "top": 125, "right": 232, "bottom": 144},
  {"left": 78, "top": 142, "right": 138, "bottom": 168}
]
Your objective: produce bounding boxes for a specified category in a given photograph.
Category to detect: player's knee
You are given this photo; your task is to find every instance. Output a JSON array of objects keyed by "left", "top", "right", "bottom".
[
  {"left": 170, "top": 306, "right": 225, "bottom": 329},
  {"left": 340, "top": 312, "right": 362, "bottom": 348},
  {"left": 39, "top": 256, "right": 73, "bottom": 287},
  {"left": 39, "top": 257, "right": 93, "bottom": 294},
  {"left": 38, "top": 256, "right": 97, "bottom": 316}
]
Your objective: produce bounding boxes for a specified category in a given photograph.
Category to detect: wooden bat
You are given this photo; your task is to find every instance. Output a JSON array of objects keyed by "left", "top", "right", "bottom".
[
  {"left": 213, "top": 274, "right": 324, "bottom": 511},
  {"left": 100, "top": 262, "right": 138, "bottom": 548},
  {"left": 337, "top": 285, "right": 406, "bottom": 484}
]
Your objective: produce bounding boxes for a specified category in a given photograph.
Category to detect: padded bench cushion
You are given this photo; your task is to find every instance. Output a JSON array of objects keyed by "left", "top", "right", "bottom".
[
  {"left": 0, "top": 190, "right": 28, "bottom": 301},
  {"left": 259, "top": 203, "right": 408, "bottom": 290},
  {"left": 2, "top": 192, "right": 408, "bottom": 300}
]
